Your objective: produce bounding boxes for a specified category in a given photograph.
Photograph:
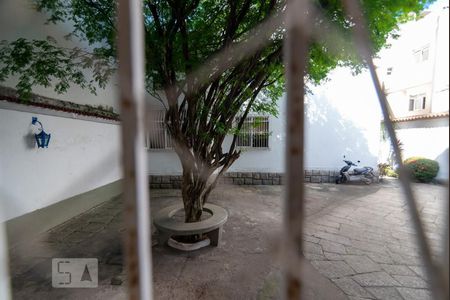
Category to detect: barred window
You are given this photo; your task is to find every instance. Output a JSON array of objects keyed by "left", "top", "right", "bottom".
[
  {"left": 145, "top": 110, "right": 173, "bottom": 149},
  {"left": 413, "top": 46, "right": 429, "bottom": 63},
  {"left": 409, "top": 94, "right": 426, "bottom": 111},
  {"left": 236, "top": 116, "right": 269, "bottom": 148}
]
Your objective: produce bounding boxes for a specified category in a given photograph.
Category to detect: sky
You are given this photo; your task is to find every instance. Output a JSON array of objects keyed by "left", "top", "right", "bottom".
[{"left": 428, "top": 0, "right": 449, "bottom": 10}]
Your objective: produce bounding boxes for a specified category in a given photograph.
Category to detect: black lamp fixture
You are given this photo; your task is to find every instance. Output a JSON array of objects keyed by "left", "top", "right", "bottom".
[{"left": 31, "top": 117, "right": 51, "bottom": 148}]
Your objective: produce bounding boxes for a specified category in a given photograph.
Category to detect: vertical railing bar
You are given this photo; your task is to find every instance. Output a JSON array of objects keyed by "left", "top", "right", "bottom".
[
  {"left": 441, "top": 188, "right": 449, "bottom": 297},
  {"left": 341, "top": 0, "right": 447, "bottom": 299},
  {"left": 0, "top": 222, "right": 11, "bottom": 300},
  {"left": 117, "top": 0, "right": 153, "bottom": 299},
  {"left": 164, "top": 124, "right": 166, "bottom": 149},
  {"left": 283, "top": 0, "right": 310, "bottom": 298},
  {"left": 252, "top": 117, "right": 255, "bottom": 148},
  {"left": 164, "top": 119, "right": 166, "bottom": 149}
]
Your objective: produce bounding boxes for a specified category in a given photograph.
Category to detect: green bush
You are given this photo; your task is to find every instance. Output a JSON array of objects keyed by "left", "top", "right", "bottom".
[
  {"left": 378, "top": 163, "right": 398, "bottom": 178},
  {"left": 377, "top": 163, "right": 390, "bottom": 177},
  {"left": 404, "top": 157, "right": 439, "bottom": 183},
  {"left": 386, "top": 168, "right": 398, "bottom": 178}
]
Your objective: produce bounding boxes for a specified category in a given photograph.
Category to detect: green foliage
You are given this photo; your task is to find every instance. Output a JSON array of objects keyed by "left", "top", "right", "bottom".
[
  {"left": 378, "top": 162, "right": 398, "bottom": 178},
  {"left": 0, "top": 37, "right": 114, "bottom": 99},
  {"left": 404, "top": 157, "right": 439, "bottom": 183},
  {"left": 386, "top": 167, "right": 398, "bottom": 178},
  {"left": 1, "top": 0, "right": 433, "bottom": 104},
  {"left": 34, "top": 0, "right": 116, "bottom": 57},
  {"left": 377, "top": 163, "right": 390, "bottom": 177}
]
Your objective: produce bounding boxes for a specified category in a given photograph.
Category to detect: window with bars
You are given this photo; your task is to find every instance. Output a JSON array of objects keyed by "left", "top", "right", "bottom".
[
  {"left": 413, "top": 46, "right": 429, "bottom": 63},
  {"left": 145, "top": 110, "right": 173, "bottom": 149},
  {"left": 409, "top": 94, "right": 426, "bottom": 111},
  {"left": 236, "top": 116, "right": 269, "bottom": 148}
]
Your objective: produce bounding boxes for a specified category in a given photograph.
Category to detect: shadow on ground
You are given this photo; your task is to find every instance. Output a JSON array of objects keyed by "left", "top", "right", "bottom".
[{"left": 8, "top": 180, "right": 446, "bottom": 300}]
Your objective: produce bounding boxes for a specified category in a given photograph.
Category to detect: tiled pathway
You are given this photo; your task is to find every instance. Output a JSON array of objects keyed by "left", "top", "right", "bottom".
[{"left": 8, "top": 180, "right": 447, "bottom": 299}]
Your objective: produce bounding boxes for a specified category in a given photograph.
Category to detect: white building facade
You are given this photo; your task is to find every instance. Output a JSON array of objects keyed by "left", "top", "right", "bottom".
[
  {"left": 146, "top": 66, "right": 383, "bottom": 188},
  {"left": 377, "top": 3, "right": 449, "bottom": 181},
  {"left": 0, "top": 0, "right": 122, "bottom": 245}
]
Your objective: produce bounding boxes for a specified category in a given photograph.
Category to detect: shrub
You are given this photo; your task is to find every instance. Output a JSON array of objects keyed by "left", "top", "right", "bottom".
[
  {"left": 378, "top": 163, "right": 390, "bottom": 177},
  {"left": 378, "top": 163, "right": 398, "bottom": 178},
  {"left": 386, "top": 168, "right": 398, "bottom": 178},
  {"left": 404, "top": 157, "right": 439, "bottom": 183}
]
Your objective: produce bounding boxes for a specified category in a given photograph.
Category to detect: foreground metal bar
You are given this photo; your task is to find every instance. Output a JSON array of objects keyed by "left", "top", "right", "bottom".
[
  {"left": 441, "top": 187, "right": 449, "bottom": 296},
  {"left": 0, "top": 222, "right": 11, "bottom": 300},
  {"left": 342, "top": 0, "right": 448, "bottom": 299},
  {"left": 117, "top": 0, "right": 153, "bottom": 299},
  {"left": 283, "top": 0, "right": 310, "bottom": 298}
]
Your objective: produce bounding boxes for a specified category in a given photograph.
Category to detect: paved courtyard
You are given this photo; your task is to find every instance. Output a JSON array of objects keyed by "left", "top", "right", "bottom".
[{"left": 8, "top": 179, "right": 447, "bottom": 299}]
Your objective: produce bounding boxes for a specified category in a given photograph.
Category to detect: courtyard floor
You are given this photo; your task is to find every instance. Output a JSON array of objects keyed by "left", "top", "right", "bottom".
[{"left": 8, "top": 179, "right": 447, "bottom": 299}]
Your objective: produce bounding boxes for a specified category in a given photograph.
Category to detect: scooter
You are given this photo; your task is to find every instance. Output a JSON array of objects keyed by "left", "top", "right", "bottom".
[{"left": 335, "top": 156, "right": 375, "bottom": 185}]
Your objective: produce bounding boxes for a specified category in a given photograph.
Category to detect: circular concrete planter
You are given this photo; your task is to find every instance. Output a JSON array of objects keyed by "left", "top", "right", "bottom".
[
  {"left": 153, "top": 203, "right": 228, "bottom": 249},
  {"left": 167, "top": 236, "right": 211, "bottom": 251}
]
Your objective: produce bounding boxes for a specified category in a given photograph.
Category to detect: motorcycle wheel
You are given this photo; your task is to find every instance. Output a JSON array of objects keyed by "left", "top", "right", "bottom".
[{"left": 363, "top": 176, "right": 372, "bottom": 185}]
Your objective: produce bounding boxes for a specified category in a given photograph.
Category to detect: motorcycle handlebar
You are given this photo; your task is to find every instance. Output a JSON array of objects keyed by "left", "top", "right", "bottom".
[{"left": 343, "top": 160, "right": 358, "bottom": 166}]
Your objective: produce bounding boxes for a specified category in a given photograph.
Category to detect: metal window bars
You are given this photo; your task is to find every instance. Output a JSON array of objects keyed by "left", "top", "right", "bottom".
[
  {"left": 414, "top": 45, "right": 430, "bottom": 63},
  {"left": 236, "top": 116, "right": 270, "bottom": 148},
  {"left": 145, "top": 110, "right": 173, "bottom": 150}
]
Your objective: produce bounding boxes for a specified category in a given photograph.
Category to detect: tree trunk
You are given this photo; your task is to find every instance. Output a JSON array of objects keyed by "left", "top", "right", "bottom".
[
  {"left": 181, "top": 167, "right": 212, "bottom": 223},
  {"left": 182, "top": 187, "right": 203, "bottom": 223}
]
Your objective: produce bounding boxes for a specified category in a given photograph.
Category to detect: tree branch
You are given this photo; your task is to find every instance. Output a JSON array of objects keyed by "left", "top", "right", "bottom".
[{"left": 146, "top": 1, "right": 164, "bottom": 37}]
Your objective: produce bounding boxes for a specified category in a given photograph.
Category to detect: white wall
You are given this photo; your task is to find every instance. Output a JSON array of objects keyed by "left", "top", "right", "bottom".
[
  {"left": 0, "top": 0, "right": 123, "bottom": 222},
  {"left": 231, "top": 67, "right": 382, "bottom": 172},
  {"left": 431, "top": 5, "right": 449, "bottom": 113},
  {"left": 148, "top": 67, "right": 382, "bottom": 174},
  {"left": 376, "top": 2, "right": 449, "bottom": 118},
  {"left": 305, "top": 68, "right": 382, "bottom": 170},
  {"left": 396, "top": 118, "right": 448, "bottom": 180},
  {"left": 375, "top": 1, "right": 449, "bottom": 180},
  {"left": 0, "top": 0, "right": 118, "bottom": 111},
  {"left": 148, "top": 151, "right": 182, "bottom": 175},
  {"left": 0, "top": 108, "right": 122, "bottom": 222}
]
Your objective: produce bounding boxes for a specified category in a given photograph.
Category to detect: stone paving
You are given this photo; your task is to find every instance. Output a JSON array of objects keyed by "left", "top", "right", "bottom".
[
  {"left": 7, "top": 179, "right": 447, "bottom": 299},
  {"left": 302, "top": 180, "right": 447, "bottom": 300}
]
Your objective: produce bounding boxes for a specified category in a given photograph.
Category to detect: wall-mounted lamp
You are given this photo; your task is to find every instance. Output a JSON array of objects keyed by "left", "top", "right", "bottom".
[{"left": 31, "top": 117, "right": 51, "bottom": 148}]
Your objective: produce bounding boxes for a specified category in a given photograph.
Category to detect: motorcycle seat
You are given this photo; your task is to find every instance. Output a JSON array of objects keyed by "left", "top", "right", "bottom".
[{"left": 354, "top": 167, "right": 367, "bottom": 174}]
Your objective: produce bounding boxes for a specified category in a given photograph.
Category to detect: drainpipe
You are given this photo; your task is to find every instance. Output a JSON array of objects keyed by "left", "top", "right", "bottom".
[{"left": 429, "top": 10, "right": 441, "bottom": 113}]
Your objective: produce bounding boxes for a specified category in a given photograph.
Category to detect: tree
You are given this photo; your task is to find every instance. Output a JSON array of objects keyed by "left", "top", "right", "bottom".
[{"left": 0, "top": 0, "right": 430, "bottom": 224}]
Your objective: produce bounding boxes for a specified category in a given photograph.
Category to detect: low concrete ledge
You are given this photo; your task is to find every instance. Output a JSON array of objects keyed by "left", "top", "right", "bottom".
[
  {"left": 149, "top": 170, "right": 342, "bottom": 189},
  {"left": 5, "top": 180, "right": 122, "bottom": 248},
  {"left": 153, "top": 203, "right": 228, "bottom": 247}
]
